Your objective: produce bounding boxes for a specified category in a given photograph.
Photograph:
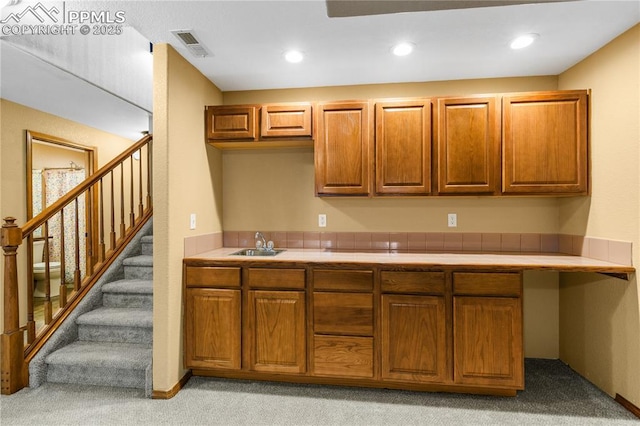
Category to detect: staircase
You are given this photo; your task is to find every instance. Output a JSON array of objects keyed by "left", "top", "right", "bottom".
[{"left": 39, "top": 233, "right": 153, "bottom": 396}]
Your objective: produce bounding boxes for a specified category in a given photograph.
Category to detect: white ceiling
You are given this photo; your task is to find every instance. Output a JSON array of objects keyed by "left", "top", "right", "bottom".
[
  {"left": 0, "top": 0, "right": 639, "bottom": 140},
  {"left": 121, "top": 0, "right": 639, "bottom": 91},
  {"left": 0, "top": 41, "right": 152, "bottom": 140}
]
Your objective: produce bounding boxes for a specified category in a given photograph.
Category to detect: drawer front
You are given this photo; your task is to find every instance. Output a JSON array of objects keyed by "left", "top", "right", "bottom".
[
  {"left": 313, "top": 269, "right": 373, "bottom": 292},
  {"left": 313, "top": 335, "right": 373, "bottom": 378},
  {"left": 381, "top": 271, "right": 445, "bottom": 295},
  {"left": 313, "top": 292, "right": 373, "bottom": 336},
  {"left": 247, "top": 268, "right": 306, "bottom": 290},
  {"left": 453, "top": 272, "right": 521, "bottom": 297},
  {"left": 185, "top": 266, "right": 241, "bottom": 288}
]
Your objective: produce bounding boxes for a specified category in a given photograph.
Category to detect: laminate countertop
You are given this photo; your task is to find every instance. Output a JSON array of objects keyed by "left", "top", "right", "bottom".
[{"left": 185, "top": 248, "right": 635, "bottom": 279}]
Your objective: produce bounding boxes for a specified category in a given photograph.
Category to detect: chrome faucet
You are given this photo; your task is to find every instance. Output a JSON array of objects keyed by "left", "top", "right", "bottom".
[
  {"left": 255, "top": 232, "right": 266, "bottom": 250},
  {"left": 255, "top": 231, "right": 275, "bottom": 251}
]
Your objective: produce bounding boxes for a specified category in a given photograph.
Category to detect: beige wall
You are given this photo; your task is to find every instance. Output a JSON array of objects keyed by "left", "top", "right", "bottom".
[
  {"left": 0, "top": 99, "right": 134, "bottom": 225},
  {"left": 222, "top": 76, "right": 561, "bottom": 234},
  {"left": 221, "top": 76, "right": 563, "bottom": 359},
  {"left": 557, "top": 25, "right": 640, "bottom": 406},
  {"left": 223, "top": 76, "right": 558, "bottom": 104},
  {"left": 152, "top": 44, "right": 223, "bottom": 393},
  {"left": 32, "top": 142, "right": 87, "bottom": 170},
  {"left": 0, "top": 99, "right": 135, "bottom": 333}
]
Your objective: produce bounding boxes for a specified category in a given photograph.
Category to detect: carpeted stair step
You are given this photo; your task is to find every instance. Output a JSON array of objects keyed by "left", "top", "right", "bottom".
[
  {"left": 123, "top": 255, "right": 153, "bottom": 280},
  {"left": 45, "top": 341, "right": 151, "bottom": 389},
  {"left": 77, "top": 307, "right": 152, "bottom": 344},
  {"left": 141, "top": 235, "right": 153, "bottom": 256},
  {"left": 102, "top": 279, "right": 153, "bottom": 309}
]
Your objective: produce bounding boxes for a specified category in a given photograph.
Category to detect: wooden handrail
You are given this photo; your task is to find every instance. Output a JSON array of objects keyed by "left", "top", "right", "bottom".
[
  {"left": 1, "top": 134, "right": 152, "bottom": 395},
  {"left": 22, "top": 135, "right": 152, "bottom": 237}
]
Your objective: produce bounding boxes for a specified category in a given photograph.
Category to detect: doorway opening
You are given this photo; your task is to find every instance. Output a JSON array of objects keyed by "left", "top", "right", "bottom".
[{"left": 26, "top": 131, "right": 97, "bottom": 332}]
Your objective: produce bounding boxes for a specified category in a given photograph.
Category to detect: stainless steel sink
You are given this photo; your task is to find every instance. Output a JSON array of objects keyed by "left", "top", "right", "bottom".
[{"left": 230, "top": 248, "right": 285, "bottom": 257}]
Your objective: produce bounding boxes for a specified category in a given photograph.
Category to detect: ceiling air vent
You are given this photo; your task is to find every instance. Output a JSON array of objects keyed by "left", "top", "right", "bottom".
[{"left": 170, "top": 30, "right": 210, "bottom": 58}]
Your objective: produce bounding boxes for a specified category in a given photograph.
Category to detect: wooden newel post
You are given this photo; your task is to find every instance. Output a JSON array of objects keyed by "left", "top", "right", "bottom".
[{"left": 1, "top": 217, "right": 27, "bottom": 394}]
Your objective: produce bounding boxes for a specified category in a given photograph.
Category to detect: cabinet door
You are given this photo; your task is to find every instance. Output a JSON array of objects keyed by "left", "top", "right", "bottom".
[
  {"left": 375, "top": 100, "right": 432, "bottom": 195},
  {"left": 502, "top": 90, "right": 588, "bottom": 194},
  {"left": 184, "top": 288, "right": 241, "bottom": 370},
  {"left": 247, "top": 290, "right": 306, "bottom": 374},
  {"left": 453, "top": 296, "right": 523, "bottom": 388},
  {"left": 382, "top": 295, "right": 447, "bottom": 383},
  {"left": 261, "top": 103, "right": 312, "bottom": 138},
  {"left": 206, "top": 105, "right": 258, "bottom": 140},
  {"left": 315, "top": 101, "right": 372, "bottom": 196},
  {"left": 436, "top": 96, "right": 500, "bottom": 194}
]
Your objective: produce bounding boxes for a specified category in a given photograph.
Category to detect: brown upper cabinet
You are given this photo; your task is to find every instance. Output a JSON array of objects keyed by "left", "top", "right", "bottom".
[
  {"left": 436, "top": 96, "right": 501, "bottom": 195},
  {"left": 206, "top": 105, "right": 259, "bottom": 141},
  {"left": 207, "top": 90, "right": 589, "bottom": 196},
  {"left": 375, "top": 99, "right": 432, "bottom": 195},
  {"left": 314, "top": 101, "right": 373, "bottom": 196},
  {"left": 502, "top": 90, "right": 588, "bottom": 195},
  {"left": 261, "top": 103, "right": 312, "bottom": 138},
  {"left": 206, "top": 103, "right": 313, "bottom": 148}
]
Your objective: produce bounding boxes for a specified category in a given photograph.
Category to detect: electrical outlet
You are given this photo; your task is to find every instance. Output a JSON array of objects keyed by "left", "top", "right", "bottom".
[
  {"left": 190, "top": 213, "right": 196, "bottom": 230},
  {"left": 447, "top": 213, "right": 457, "bottom": 228},
  {"left": 318, "top": 214, "right": 327, "bottom": 228}
]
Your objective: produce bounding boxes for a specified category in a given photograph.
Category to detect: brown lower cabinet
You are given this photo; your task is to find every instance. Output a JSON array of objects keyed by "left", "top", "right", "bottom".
[
  {"left": 453, "top": 272, "right": 524, "bottom": 388},
  {"left": 247, "top": 290, "right": 306, "bottom": 374},
  {"left": 381, "top": 294, "right": 447, "bottom": 383},
  {"left": 312, "top": 269, "right": 374, "bottom": 378},
  {"left": 184, "top": 266, "right": 242, "bottom": 370},
  {"left": 183, "top": 263, "right": 523, "bottom": 396},
  {"left": 184, "top": 287, "right": 241, "bottom": 370}
]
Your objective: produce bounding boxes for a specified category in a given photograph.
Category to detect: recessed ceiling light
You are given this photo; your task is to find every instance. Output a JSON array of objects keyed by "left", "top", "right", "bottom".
[
  {"left": 392, "top": 42, "right": 415, "bottom": 57},
  {"left": 284, "top": 50, "right": 304, "bottom": 63},
  {"left": 510, "top": 33, "right": 539, "bottom": 50}
]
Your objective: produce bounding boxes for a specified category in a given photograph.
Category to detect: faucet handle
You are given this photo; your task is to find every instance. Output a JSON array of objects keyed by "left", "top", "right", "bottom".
[
  {"left": 255, "top": 240, "right": 263, "bottom": 249},
  {"left": 266, "top": 240, "right": 274, "bottom": 250}
]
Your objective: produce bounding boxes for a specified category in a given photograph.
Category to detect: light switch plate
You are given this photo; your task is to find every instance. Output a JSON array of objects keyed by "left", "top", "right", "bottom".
[{"left": 190, "top": 213, "right": 196, "bottom": 230}]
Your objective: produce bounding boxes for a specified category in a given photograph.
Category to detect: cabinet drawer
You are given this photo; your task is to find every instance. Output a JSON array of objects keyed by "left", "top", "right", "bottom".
[
  {"left": 381, "top": 271, "right": 445, "bottom": 295},
  {"left": 313, "top": 269, "right": 373, "bottom": 292},
  {"left": 313, "top": 335, "right": 373, "bottom": 378},
  {"left": 185, "top": 266, "right": 241, "bottom": 288},
  {"left": 313, "top": 292, "right": 373, "bottom": 336},
  {"left": 261, "top": 103, "right": 312, "bottom": 138},
  {"left": 453, "top": 272, "right": 521, "bottom": 297},
  {"left": 247, "top": 268, "right": 306, "bottom": 289}
]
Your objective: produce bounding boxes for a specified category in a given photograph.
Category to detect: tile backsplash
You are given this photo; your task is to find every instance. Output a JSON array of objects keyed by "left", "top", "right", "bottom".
[
  {"left": 183, "top": 232, "right": 223, "bottom": 257},
  {"left": 222, "top": 231, "right": 561, "bottom": 254},
  {"left": 185, "top": 230, "right": 633, "bottom": 266}
]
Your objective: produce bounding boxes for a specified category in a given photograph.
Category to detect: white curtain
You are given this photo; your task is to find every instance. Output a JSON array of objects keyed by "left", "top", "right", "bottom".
[{"left": 42, "top": 169, "right": 86, "bottom": 283}]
